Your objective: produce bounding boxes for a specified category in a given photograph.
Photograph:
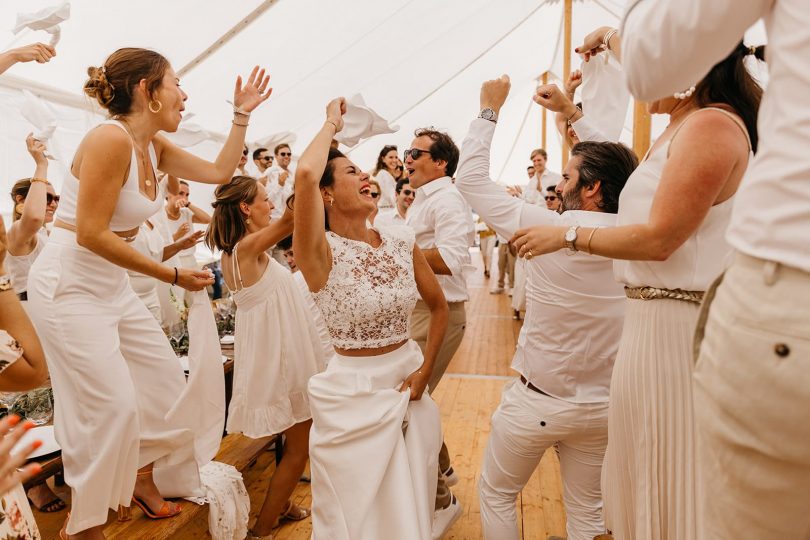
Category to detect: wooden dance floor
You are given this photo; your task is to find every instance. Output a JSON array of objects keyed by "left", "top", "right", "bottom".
[{"left": 35, "top": 248, "right": 566, "bottom": 539}]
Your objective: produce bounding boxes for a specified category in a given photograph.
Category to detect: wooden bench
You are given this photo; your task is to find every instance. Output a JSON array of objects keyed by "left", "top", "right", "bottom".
[{"left": 102, "top": 433, "right": 275, "bottom": 539}]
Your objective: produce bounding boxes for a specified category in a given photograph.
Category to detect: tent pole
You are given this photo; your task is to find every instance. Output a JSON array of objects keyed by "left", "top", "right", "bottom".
[
  {"left": 541, "top": 72, "right": 548, "bottom": 149},
  {"left": 562, "top": 0, "right": 573, "bottom": 168},
  {"left": 633, "top": 100, "right": 651, "bottom": 159},
  {"left": 177, "top": 0, "right": 281, "bottom": 78}
]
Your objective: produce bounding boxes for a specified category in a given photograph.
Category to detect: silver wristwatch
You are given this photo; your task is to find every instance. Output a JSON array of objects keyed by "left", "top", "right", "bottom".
[
  {"left": 478, "top": 108, "right": 498, "bottom": 123},
  {"left": 0, "top": 275, "right": 12, "bottom": 292},
  {"left": 564, "top": 225, "right": 580, "bottom": 255}
]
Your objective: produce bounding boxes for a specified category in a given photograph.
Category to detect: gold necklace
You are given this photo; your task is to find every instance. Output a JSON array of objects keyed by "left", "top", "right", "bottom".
[{"left": 119, "top": 120, "right": 153, "bottom": 188}]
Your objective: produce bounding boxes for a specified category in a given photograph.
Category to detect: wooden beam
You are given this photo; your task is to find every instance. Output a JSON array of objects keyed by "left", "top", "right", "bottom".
[
  {"left": 177, "top": 0, "right": 281, "bottom": 78},
  {"left": 562, "top": 0, "right": 573, "bottom": 167},
  {"left": 633, "top": 100, "right": 652, "bottom": 159},
  {"left": 541, "top": 72, "right": 548, "bottom": 149}
]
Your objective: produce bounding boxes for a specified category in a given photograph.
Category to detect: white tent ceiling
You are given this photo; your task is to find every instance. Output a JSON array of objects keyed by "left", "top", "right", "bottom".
[{"left": 0, "top": 0, "right": 766, "bottom": 219}]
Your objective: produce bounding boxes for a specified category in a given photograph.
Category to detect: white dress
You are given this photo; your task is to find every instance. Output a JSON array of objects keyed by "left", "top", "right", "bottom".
[
  {"left": 225, "top": 248, "right": 326, "bottom": 438},
  {"left": 307, "top": 226, "right": 442, "bottom": 540},
  {"left": 603, "top": 108, "right": 749, "bottom": 540}
]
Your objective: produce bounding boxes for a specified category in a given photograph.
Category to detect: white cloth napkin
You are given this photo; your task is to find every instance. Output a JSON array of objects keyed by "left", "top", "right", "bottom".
[
  {"left": 185, "top": 461, "right": 250, "bottom": 540},
  {"left": 580, "top": 51, "right": 631, "bottom": 142},
  {"left": 20, "top": 90, "right": 57, "bottom": 145},
  {"left": 334, "top": 94, "right": 399, "bottom": 148},
  {"left": 13, "top": 2, "right": 71, "bottom": 46}
]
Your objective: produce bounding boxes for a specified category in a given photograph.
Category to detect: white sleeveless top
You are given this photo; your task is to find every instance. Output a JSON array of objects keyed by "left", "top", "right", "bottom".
[
  {"left": 313, "top": 226, "right": 418, "bottom": 349},
  {"left": 55, "top": 120, "right": 166, "bottom": 232},
  {"left": 614, "top": 108, "right": 752, "bottom": 291},
  {"left": 6, "top": 228, "right": 48, "bottom": 294}
]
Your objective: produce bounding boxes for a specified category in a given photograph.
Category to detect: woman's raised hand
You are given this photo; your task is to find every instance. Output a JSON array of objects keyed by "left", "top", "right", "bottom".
[
  {"left": 233, "top": 66, "right": 272, "bottom": 114},
  {"left": 25, "top": 133, "right": 48, "bottom": 166},
  {"left": 10, "top": 43, "right": 56, "bottom": 65},
  {"left": 325, "top": 97, "right": 347, "bottom": 133},
  {"left": 575, "top": 26, "right": 614, "bottom": 62}
]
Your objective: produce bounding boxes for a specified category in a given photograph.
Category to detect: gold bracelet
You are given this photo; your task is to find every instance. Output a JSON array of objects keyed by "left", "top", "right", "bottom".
[
  {"left": 325, "top": 120, "right": 338, "bottom": 131},
  {"left": 586, "top": 227, "right": 598, "bottom": 254},
  {"left": 232, "top": 120, "right": 249, "bottom": 127},
  {"left": 30, "top": 177, "right": 49, "bottom": 185}
]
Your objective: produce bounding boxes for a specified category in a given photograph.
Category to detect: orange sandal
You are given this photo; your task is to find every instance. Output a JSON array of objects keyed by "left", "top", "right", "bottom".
[{"left": 131, "top": 497, "right": 182, "bottom": 519}]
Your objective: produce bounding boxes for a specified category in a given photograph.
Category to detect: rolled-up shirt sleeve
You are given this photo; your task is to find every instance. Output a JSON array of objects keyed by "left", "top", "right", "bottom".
[
  {"left": 432, "top": 194, "right": 474, "bottom": 277},
  {"left": 621, "top": 0, "right": 769, "bottom": 101},
  {"left": 571, "top": 115, "right": 610, "bottom": 143},
  {"left": 456, "top": 118, "right": 562, "bottom": 240}
]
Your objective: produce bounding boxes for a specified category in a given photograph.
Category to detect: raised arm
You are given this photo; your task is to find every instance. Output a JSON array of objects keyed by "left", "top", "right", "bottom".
[
  {"left": 7, "top": 135, "right": 50, "bottom": 255},
  {"left": 293, "top": 98, "right": 346, "bottom": 292},
  {"left": 155, "top": 67, "right": 272, "bottom": 184},
  {"left": 0, "top": 43, "right": 55, "bottom": 75},
  {"left": 620, "top": 0, "right": 768, "bottom": 101},
  {"left": 456, "top": 76, "right": 563, "bottom": 240},
  {"left": 237, "top": 205, "right": 294, "bottom": 257}
]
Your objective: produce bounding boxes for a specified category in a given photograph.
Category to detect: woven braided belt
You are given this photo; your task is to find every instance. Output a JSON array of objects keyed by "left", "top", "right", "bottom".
[{"left": 624, "top": 286, "right": 704, "bottom": 304}]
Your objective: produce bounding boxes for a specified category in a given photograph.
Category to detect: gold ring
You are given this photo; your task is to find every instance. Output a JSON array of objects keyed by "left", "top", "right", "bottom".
[{"left": 525, "top": 250, "right": 534, "bottom": 260}]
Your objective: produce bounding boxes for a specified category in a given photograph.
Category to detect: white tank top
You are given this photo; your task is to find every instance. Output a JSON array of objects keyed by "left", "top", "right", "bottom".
[
  {"left": 614, "top": 108, "right": 752, "bottom": 291},
  {"left": 6, "top": 228, "right": 48, "bottom": 294},
  {"left": 55, "top": 120, "right": 166, "bottom": 232}
]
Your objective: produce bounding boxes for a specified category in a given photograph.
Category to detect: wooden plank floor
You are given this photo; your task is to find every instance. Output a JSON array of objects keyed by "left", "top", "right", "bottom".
[{"left": 34, "top": 248, "right": 566, "bottom": 538}]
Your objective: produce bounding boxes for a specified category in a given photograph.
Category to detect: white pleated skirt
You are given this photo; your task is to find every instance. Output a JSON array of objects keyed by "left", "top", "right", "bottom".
[
  {"left": 308, "top": 340, "right": 441, "bottom": 540},
  {"left": 602, "top": 298, "right": 699, "bottom": 540}
]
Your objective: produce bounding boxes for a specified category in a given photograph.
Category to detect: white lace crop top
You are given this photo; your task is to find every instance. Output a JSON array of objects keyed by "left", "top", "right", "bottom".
[
  {"left": 312, "top": 226, "right": 419, "bottom": 349},
  {"left": 55, "top": 120, "right": 166, "bottom": 232}
]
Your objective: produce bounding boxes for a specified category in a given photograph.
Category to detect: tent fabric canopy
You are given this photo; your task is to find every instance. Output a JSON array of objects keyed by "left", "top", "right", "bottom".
[
  {"left": 1, "top": 0, "right": 765, "bottom": 220},
  {"left": 0, "top": 1, "right": 631, "bottom": 212}
]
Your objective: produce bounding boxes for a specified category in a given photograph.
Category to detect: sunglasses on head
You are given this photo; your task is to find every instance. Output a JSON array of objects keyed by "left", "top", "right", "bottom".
[
  {"left": 403, "top": 148, "right": 432, "bottom": 160},
  {"left": 545, "top": 195, "right": 558, "bottom": 201},
  {"left": 278, "top": 152, "right": 292, "bottom": 157},
  {"left": 46, "top": 193, "right": 60, "bottom": 204}
]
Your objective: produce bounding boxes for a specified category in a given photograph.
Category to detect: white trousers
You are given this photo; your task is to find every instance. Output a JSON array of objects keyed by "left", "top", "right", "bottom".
[
  {"left": 27, "top": 229, "right": 196, "bottom": 534},
  {"left": 694, "top": 253, "right": 810, "bottom": 538},
  {"left": 479, "top": 379, "right": 608, "bottom": 540}
]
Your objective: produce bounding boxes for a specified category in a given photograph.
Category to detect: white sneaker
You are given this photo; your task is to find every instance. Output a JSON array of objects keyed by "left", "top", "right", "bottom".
[
  {"left": 432, "top": 494, "right": 462, "bottom": 539},
  {"left": 440, "top": 465, "right": 459, "bottom": 487}
]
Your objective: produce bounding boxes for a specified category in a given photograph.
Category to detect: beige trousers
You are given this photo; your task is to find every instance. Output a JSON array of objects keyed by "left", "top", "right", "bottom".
[
  {"left": 411, "top": 300, "right": 467, "bottom": 509},
  {"left": 694, "top": 253, "right": 810, "bottom": 539}
]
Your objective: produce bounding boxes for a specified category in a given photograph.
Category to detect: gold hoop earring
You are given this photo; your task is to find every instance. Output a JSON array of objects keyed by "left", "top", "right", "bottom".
[
  {"left": 148, "top": 99, "right": 163, "bottom": 113},
  {"left": 15, "top": 203, "right": 25, "bottom": 216}
]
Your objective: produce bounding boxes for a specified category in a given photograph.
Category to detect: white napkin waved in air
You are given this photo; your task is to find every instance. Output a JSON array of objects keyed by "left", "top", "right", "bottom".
[
  {"left": 579, "top": 51, "right": 631, "bottom": 142},
  {"left": 20, "top": 90, "right": 57, "bottom": 159},
  {"left": 334, "top": 94, "right": 399, "bottom": 148},
  {"left": 13, "top": 2, "right": 71, "bottom": 46}
]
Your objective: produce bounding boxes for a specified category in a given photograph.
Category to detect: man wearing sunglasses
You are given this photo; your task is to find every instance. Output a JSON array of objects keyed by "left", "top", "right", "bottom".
[
  {"left": 252, "top": 146, "right": 274, "bottom": 179},
  {"left": 404, "top": 128, "right": 475, "bottom": 539},
  {"left": 457, "top": 75, "right": 638, "bottom": 540},
  {"left": 375, "top": 178, "right": 416, "bottom": 227},
  {"left": 545, "top": 185, "right": 561, "bottom": 212}
]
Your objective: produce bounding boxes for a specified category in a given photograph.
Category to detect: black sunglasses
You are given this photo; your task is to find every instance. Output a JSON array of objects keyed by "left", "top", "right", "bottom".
[
  {"left": 403, "top": 148, "right": 432, "bottom": 160},
  {"left": 259, "top": 156, "right": 273, "bottom": 161},
  {"left": 370, "top": 192, "right": 380, "bottom": 198},
  {"left": 545, "top": 195, "right": 558, "bottom": 201},
  {"left": 278, "top": 152, "right": 292, "bottom": 157},
  {"left": 242, "top": 150, "right": 248, "bottom": 156},
  {"left": 46, "top": 193, "right": 60, "bottom": 204},
  {"left": 400, "top": 189, "right": 414, "bottom": 196}
]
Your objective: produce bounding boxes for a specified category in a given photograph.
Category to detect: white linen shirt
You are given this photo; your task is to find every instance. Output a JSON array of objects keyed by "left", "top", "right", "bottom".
[
  {"left": 456, "top": 118, "right": 625, "bottom": 403},
  {"left": 523, "top": 169, "right": 562, "bottom": 205},
  {"left": 622, "top": 0, "right": 810, "bottom": 272},
  {"left": 406, "top": 176, "right": 475, "bottom": 303},
  {"left": 265, "top": 164, "right": 295, "bottom": 220},
  {"left": 374, "top": 207, "right": 407, "bottom": 228}
]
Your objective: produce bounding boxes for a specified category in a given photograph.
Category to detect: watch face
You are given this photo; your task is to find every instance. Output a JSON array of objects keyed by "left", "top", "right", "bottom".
[{"left": 565, "top": 228, "right": 577, "bottom": 242}]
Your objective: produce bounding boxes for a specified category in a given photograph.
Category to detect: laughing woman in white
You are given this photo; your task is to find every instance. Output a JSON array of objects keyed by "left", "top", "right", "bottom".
[
  {"left": 294, "top": 98, "right": 449, "bottom": 540},
  {"left": 206, "top": 176, "right": 326, "bottom": 539},
  {"left": 511, "top": 36, "right": 762, "bottom": 539},
  {"left": 26, "top": 48, "right": 271, "bottom": 539}
]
